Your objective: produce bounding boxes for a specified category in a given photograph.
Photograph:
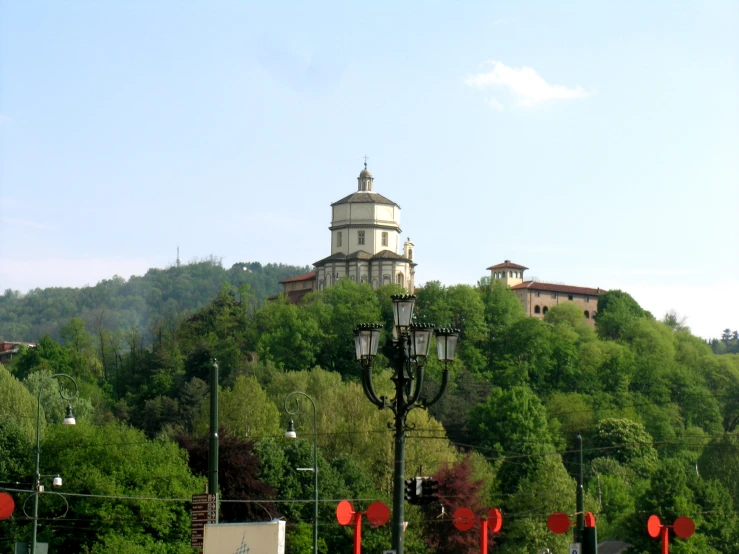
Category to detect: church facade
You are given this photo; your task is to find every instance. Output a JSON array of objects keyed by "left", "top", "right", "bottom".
[{"left": 314, "top": 163, "right": 416, "bottom": 292}]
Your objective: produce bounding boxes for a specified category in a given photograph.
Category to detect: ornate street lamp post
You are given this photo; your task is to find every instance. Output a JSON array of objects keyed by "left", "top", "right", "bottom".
[
  {"left": 284, "top": 392, "right": 319, "bottom": 554},
  {"left": 32, "top": 373, "right": 78, "bottom": 554},
  {"left": 354, "top": 294, "right": 459, "bottom": 554}
]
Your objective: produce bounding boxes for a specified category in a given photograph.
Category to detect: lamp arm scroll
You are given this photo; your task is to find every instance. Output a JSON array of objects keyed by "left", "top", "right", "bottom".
[
  {"left": 361, "top": 364, "right": 386, "bottom": 409},
  {"left": 405, "top": 365, "right": 425, "bottom": 407},
  {"left": 421, "top": 367, "right": 450, "bottom": 409}
]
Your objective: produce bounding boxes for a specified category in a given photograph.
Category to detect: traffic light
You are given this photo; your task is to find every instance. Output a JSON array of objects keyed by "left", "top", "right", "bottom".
[
  {"left": 418, "top": 478, "right": 439, "bottom": 505},
  {"left": 404, "top": 478, "right": 417, "bottom": 504}
]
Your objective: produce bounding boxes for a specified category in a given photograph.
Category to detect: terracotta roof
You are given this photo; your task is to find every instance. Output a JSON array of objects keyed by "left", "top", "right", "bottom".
[
  {"left": 487, "top": 260, "right": 529, "bottom": 271},
  {"left": 279, "top": 271, "right": 316, "bottom": 284},
  {"left": 510, "top": 281, "right": 604, "bottom": 296},
  {"left": 331, "top": 191, "right": 398, "bottom": 207}
]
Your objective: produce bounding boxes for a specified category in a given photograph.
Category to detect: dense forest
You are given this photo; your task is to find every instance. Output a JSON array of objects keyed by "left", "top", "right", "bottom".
[
  {"left": 0, "top": 259, "right": 311, "bottom": 344},
  {"left": 1, "top": 276, "right": 738, "bottom": 553}
]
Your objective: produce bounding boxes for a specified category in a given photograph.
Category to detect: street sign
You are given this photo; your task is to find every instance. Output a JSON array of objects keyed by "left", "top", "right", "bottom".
[
  {"left": 569, "top": 542, "right": 581, "bottom": 554},
  {"left": 191, "top": 493, "right": 217, "bottom": 548}
]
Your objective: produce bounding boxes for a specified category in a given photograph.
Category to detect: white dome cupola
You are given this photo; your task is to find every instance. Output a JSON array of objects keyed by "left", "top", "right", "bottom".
[{"left": 357, "top": 161, "right": 374, "bottom": 191}]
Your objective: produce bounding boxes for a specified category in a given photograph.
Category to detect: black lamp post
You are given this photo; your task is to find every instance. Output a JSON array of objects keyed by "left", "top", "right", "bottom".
[
  {"left": 284, "top": 391, "right": 319, "bottom": 554},
  {"left": 354, "top": 294, "right": 459, "bottom": 554},
  {"left": 32, "top": 373, "right": 78, "bottom": 554}
]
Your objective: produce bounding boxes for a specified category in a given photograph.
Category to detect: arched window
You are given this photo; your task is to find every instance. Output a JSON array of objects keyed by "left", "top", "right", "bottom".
[
  {"left": 543, "top": 306, "right": 549, "bottom": 314},
  {"left": 396, "top": 272, "right": 404, "bottom": 286},
  {"left": 534, "top": 305, "right": 541, "bottom": 314},
  {"left": 509, "top": 271, "right": 513, "bottom": 278},
  {"left": 408, "top": 248, "right": 413, "bottom": 259},
  {"left": 584, "top": 310, "right": 590, "bottom": 319}
]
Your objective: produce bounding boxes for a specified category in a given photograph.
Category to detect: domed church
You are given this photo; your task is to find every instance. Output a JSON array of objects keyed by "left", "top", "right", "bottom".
[{"left": 314, "top": 162, "right": 416, "bottom": 292}]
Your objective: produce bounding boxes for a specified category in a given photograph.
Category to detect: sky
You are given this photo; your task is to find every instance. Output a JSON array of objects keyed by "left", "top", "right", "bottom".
[{"left": 1, "top": 1, "right": 737, "bottom": 340}]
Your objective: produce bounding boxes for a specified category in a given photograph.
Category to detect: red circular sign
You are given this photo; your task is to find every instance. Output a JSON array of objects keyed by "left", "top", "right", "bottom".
[
  {"left": 336, "top": 500, "right": 355, "bottom": 526},
  {"left": 488, "top": 508, "right": 503, "bottom": 533},
  {"left": 453, "top": 507, "right": 476, "bottom": 532},
  {"left": 673, "top": 516, "right": 695, "bottom": 539},
  {"left": 584, "top": 512, "right": 596, "bottom": 528},
  {"left": 0, "top": 493, "right": 14, "bottom": 520},
  {"left": 547, "top": 512, "right": 571, "bottom": 535},
  {"left": 366, "top": 501, "right": 390, "bottom": 527},
  {"left": 647, "top": 515, "right": 662, "bottom": 538}
]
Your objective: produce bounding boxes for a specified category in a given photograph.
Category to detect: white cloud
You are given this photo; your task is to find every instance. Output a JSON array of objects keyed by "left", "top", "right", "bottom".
[{"left": 466, "top": 61, "right": 590, "bottom": 107}]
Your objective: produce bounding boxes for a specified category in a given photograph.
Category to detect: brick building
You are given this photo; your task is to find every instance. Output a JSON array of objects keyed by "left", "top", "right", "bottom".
[{"left": 487, "top": 260, "right": 604, "bottom": 324}]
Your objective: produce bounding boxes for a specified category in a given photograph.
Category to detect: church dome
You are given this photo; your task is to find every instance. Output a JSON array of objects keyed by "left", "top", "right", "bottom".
[{"left": 359, "top": 167, "right": 372, "bottom": 178}]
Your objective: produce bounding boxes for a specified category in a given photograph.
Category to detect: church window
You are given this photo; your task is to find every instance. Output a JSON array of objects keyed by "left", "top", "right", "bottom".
[
  {"left": 536, "top": 291, "right": 540, "bottom": 297},
  {"left": 568, "top": 295, "right": 574, "bottom": 301},
  {"left": 408, "top": 248, "right": 413, "bottom": 259},
  {"left": 543, "top": 306, "right": 549, "bottom": 314},
  {"left": 584, "top": 310, "right": 590, "bottom": 318},
  {"left": 337, "top": 232, "right": 342, "bottom": 247},
  {"left": 396, "top": 272, "right": 404, "bottom": 286},
  {"left": 534, "top": 305, "right": 541, "bottom": 314},
  {"left": 382, "top": 232, "right": 388, "bottom": 246},
  {"left": 358, "top": 231, "right": 365, "bottom": 245},
  {"left": 509, "top": 271, "right": 512, "bottom": 278}
]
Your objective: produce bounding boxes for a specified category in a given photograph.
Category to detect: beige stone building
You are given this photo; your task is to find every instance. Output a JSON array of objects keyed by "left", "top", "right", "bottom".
[
  {"left": 314, "top": 163, "right": 415, "bottom": 292},
  {"left": 487, "top": 260, "right": 604, "bottom": 324}
]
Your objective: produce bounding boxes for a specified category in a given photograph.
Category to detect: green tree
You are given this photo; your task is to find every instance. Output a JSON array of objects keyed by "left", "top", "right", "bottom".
[
  {"left": 498, "top": 455, "right": 578, "bottom": 554},
  {"left": 595, "top": 289, "right": 649, "bottom": 341},
  {"left": 253, "top": 298, "right": 323, "bottom": 372},
  {"left": 193, "top": 375, "right": 281, "bottom": 439},
  {"left": 589, "top": 418, "right": 658, "bottom": 472},
  {"left": 469, "top": 386, "right": 555, "bottom": 493},
  {"left": 480, "top": 279, "right": 525, "bottom": 368},
  {"left": 303, "top": 280, "right": 383, "bottom": 377},
  {"left": 36, "top": 422, "right": 202, "bottom": 553}
]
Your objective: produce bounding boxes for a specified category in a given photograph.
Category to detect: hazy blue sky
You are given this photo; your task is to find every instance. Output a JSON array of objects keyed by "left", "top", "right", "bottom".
[{"left": 1, "top": 1, "right": 737, "bottom": 339}]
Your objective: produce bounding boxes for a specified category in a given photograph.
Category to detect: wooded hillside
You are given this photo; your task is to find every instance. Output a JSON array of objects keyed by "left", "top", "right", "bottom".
[{"left": 1, "top": 278, "right": 738, "bottom": 553}]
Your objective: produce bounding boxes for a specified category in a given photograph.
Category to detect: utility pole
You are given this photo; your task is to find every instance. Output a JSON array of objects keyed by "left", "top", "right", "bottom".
[
  {"left": 209, "top": 359, "right": 219, "bottom": 523},
  {"left": 575, "top": 434, "right": 584, "bottom": 544}
]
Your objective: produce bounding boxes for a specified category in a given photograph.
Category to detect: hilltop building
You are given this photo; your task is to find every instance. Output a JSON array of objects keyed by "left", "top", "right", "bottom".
[
  {"left": 276, "top": 162, "right": 416, "bottom": 301},
  {"left": 278, "top": 271, "right": 317, "bottom": 303},
  {"left": 487, "top": 260, "right": 604, "bottom": 324},
  {"left": 314, "top": 162, "right": 415, "bottom": 292},
  {"left": 0, "top": 340, "right": 36, "bottom": 365}
]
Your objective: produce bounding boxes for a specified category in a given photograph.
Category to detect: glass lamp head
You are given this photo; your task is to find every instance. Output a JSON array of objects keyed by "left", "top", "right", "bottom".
[
  {"left": 354, "top": 324, "right": 382, "bottom": 361},
  {"left": 63, "top": 405, "right": 76, "bottom": 425},
  {"left": 409, "top": 324, "right": 434, "bottom": 359},
  {"left": 391, "top": 294, "right": 416, "bottom": 330},
  {"left": 435, "top": 328, "right": 460, "bottom": 362},
  {"left": 284, "top": 419, "right": 297, "bottom": 439}
]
